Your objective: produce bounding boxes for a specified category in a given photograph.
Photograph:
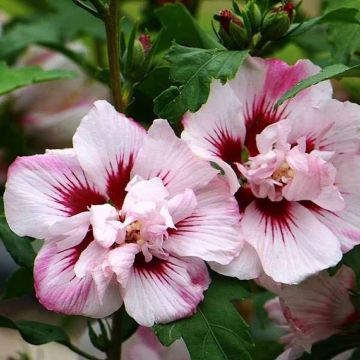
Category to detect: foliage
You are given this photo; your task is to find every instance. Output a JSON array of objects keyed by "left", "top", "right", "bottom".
[
  {"left": 0, "top": 62, "right": 77, "bottom": 95},
  {"left": 154, "top": 273, "right": 252, "bottom": 360},
  {"left": 154, "top": 44, "right": 248, "bottom": 123},
  {"left": 276, "top": 63, "right": 360, "bottom": 105}
]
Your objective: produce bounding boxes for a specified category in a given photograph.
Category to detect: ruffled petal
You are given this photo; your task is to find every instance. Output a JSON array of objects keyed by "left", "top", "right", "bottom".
[
  {"left": 4, "top": 151, "right": 105, "bottom": 239},
  {"left": 303, "top": 155, "right": 360, "bottom": 252},
  {"left": 105, "top": 243, "right": 140, "bottom": 288},
  {"left": 242, "top": 199, "right": 342, "bottom": 284},
  {"left": 210, "top": 242, "right": 262, "bottom": 280},
  {"left": 123, "top": 255, "right": 210, "bottom": 326},
  {"left": 164, "top": 177, "right": 242, "bottom": 265},
  {"left": 132, "top": 119, "right": 217, "bottom": 196},
  {"left": 34, "top": 239, "right": 122, "bottom": 318},
  {"left": 73, "top": 100, "right": 146, "bottom": 208}
]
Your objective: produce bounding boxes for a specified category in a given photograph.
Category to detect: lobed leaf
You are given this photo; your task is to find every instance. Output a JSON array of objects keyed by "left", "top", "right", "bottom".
[{"left": 154, "top": 44, "right": 248, "bottom": 123}]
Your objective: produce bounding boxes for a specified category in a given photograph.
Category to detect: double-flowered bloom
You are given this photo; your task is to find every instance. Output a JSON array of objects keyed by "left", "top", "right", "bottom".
[
  {"left": 4, "top": 101, "right": 242, "bottom": 326},
  {"left": 183, "top": 56, "right": 360, "bottom": 284}
]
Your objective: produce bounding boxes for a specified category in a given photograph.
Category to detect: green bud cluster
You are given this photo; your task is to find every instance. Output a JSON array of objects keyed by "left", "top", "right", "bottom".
[
  {"left": 261, "top": 2, "right": 296, "bottom": 40},
  {"left": 214, "top": 0, "right": 295, "bottom": 52}
]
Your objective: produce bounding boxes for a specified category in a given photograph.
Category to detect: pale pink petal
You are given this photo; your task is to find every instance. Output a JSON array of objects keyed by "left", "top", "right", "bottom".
[
  {"left": 73, "top": 100, "right": 146, "bottom": 208},
  {"left": 167, "top": 188, "right": 198, "bottom": 225},
  {"left": 288, "top": 99, "right": 360, "bottom": 156},
  {"left": 279, "top": 267, "right": 356, "bottom": 345},
  {"left": 210, "top": 242, "right": 262, "bottom": 280},
  {"left": 90, "top": 204, "right": 124, "bottom": 248},
  {"left": 182, "top": 81, "right": 245, "bottom": 194},
  {"left": 164, "top": 177, "right": 242, "bottom": 265},
  {"left": 242, "top": 199, "right": 342, "bottom": 284},
  {"left": 265, "top": 297, "right": 288, "bottom": 326},
  {"left": 4, "top": 152, "right": 105, "bottom": 239},
  {"left": 132, "top": 119, "right": 217, "bottom": 196},
  {"left": 123, "top": 255, "right": 209, "bottom": 326},
  {"left": 276, "top": 347, "right": 305, "bottom": 360},
  {"left": 105, "top": 244, "right": 140, "bottom": 288},
  {"left": 49, "top": 211, "right": 90, "bottom": 249},
  {"left": 124, "top": 176, "right": 170, "bottom": 205},
  {"left": 34, "top": 240, "right": 122, "bottom": 317},
  {"left": 304, "top": 155, "right": 360, "bottom": 252},
  {"left": 74, "top": 241, "right": 108, "bottom": 278}
]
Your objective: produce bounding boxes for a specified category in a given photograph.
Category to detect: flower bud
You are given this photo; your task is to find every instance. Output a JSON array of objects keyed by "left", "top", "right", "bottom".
[
  {"left": 243, "top": 0, "right": 262, "bottom": 34},
  {"left": 124, "top": 34, "right": 153, "bottom": 82},
  {"left": 261, "top": 1, "right": 295, "bottom": 40},
  {"left": 215, "top": 10, "right": 249, "bottom": 50}
]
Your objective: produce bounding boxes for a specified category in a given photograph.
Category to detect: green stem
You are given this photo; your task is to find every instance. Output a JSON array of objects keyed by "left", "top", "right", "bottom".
[
  {"left": 66, "top": 342, "right": 103, "bottom": 360},
  {"left": 250, "top": 34, "right": 270, "bottom": 56},
  {"left": 104, "top": 0, "right": 125, "bottom": 112},
  {"left": 107, "top": 306, "right": 125, "bottom": 360}
]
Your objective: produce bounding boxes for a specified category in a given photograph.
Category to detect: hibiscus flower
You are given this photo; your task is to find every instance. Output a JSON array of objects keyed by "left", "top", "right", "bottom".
[
  {"left": 182, "top": 56, "right": 360, "bottom": 284},
  {"left": 4, "top": 100, "right": 242, "bottom": 326},
  {"left": 261, "top": 266, "right": 357, "bottom": 360}
]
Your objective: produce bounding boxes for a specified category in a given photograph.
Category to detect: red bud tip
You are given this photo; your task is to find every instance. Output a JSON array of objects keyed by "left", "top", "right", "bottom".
[
  {"left": 219, "top": 9, "right": 242, "bottom": 33},
  {"left": 139, "top": 34, "right": 152, "bottom": 54}
]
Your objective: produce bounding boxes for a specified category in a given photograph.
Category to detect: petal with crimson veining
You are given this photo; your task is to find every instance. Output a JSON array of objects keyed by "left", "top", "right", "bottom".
[
  {"left": 242, "top": 199, "right": 342, "bottom": 284},
  {"left": 164, "top": 177, "right": 242, "bottom": 265},
  {"left": 73, "top": 100, "right": 146, "bottom": 209},
  {"left": 34, "top": 237, "right": 122, "bottom": 318},
  {"left": 132, "top": 119, "right": 217, "bottom": 196},
  {"left": 182, "top": 81, "right": 245, "bottom": 194},
  {"left": 304, "top": 155, "right": 360, "bottom": 252},
  {"left": 123, "top": 255, "right": 209, "bottom": 326},
  {"left": 4, "top": 152, "right": 105, "bottom": 239}
]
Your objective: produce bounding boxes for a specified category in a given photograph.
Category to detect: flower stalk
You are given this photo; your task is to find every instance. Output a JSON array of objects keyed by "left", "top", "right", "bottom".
[
  {"left": 107, "top": 306, "right": 125, "bottom": 360},
  {"left": 104, "top": 0, "right": 125, "bottom": 112}
]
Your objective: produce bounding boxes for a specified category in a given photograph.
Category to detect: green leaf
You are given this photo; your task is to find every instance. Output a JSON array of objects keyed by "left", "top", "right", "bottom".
[
  {"left": 154, "top": 44, "right": 248, "bottom": 123},
  {"left": 276, "top": 63, "right": 360, "bottom": 106},
  {"left": 0, "top": 316, "right": 71, "bottom": 345},
  {"left": 154, "top": 273, "right": 253, "bottom": 360},
  {"left": 0, "top": 62, "right": 77, "bottom": 95},
  {"left": 289, "top": 7, "right": 360, "bottom": 37},
  {"left": 325, "top": 0, "right": 360, "bottom": 63},
  {"left": 0, "top": 199, "right": 36, "bottom": 270},
  {"left": 155, "top": 3, "right": 222, "bottom": 52},
  {"left": 0, "top": 0, "right": 105, "bottom": 60},
  {"left": 1, "top": 267, "right": 34, "bottom": 300},
  {"left": 343, "top": 245, "right": 360, "bottom": 286}
]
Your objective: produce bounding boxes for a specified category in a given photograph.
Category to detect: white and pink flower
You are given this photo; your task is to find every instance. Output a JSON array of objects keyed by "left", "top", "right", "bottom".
[
  {"left": 182, "top": 56, "right": 360, "bottom": 284},
  {"left": 261, "top": 266, "right": 357, "bottom": 360},
  {"left": 4, "top": 100, "right": 242, "bottom": 326}
]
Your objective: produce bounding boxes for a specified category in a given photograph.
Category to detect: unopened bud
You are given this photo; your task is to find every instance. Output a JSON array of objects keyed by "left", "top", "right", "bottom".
[
  {"left": 244, "top": 1, "right": 262, "bottom": 35},
  {"left": 261, "top": 2, "right": 295, "bottom": 40},
  {"left": 138, "top": 33, "right": 152, "bottom": 55},
  {"left": 215, "top": 10, "right": 249, "bottom": 50}
]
